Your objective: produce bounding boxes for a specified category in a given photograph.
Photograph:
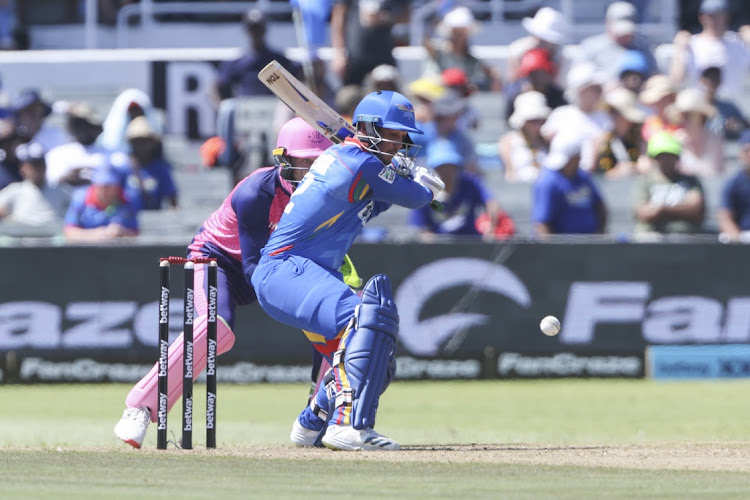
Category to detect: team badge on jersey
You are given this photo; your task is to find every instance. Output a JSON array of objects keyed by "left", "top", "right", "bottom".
[{"left": 378, "top": 166, "right": 396, "bottom": 184}]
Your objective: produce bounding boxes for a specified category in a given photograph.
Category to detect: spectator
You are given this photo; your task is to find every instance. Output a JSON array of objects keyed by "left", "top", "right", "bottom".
[
  {"left": 334, "top": 84, "right": 366, "bottom": 123},
  {"left": 98, "top": 88, "right": 162, "bottom": 153},
  {"left": 639, "top": 75, "right": 679, "bottom": 142},
  {"left": 441, "top": 67, "right": 479, "bottom": 130},
  {"left": 718, "top": 130, "right": 750, "bottom": 241},
  {"left": 532, "top": 131, "right": 608, "bottom": 237},
  {"left": 0, "top": 116, "right": 23, "bottom": 190},
  {"left": 363, "top": 64, "right": 401, "bottom": 94},
  {"left": 408, "top": 76, "right": 445, "bottom": 127},
  {"left": 634, "top": 131, "right": 705, "bottom": 237},
  {"left": 507, "top": 7, "right": 570, "bottom": 85},
  {"left": 0, "top": 142, "right": 68, "bottom": 237},
  {"left": 672, "top": 87, "right": 724, "bottom": 177},
  {"left": 12, "top": 90, "right": 70, "bottom": 151},
  {"left": 330, "top": 0, "right": 410, "bottom": 85},
  {"left": 409, "top": 138, "right": 507, "bottom": 240},
  {"left": 499, "top": 91, "right": 550, "bottom": 183},
  {"left": 542, "top": 62, "right": 611, "bottom": 172},
  {"left": 45, "top": 103, "right": 110, "bottom": 188},
  {"left": 214, "top": 9, "right": 296, "bottom": 100},
  {"left": 63, "top": 166, "right": 139, "bottom": 242},
  {"left": 699, "top": 66, "right": 750, "bottom": 140},
  {"left": 422, "top": 6, "right": 501, "bottom": 91},
  {"left": 670, "top": 0, "right": 750, "bottom": 99},
  {"left": 616, "top": 50, "right": 650, "bottom": 95},
  {"left": 412, "top": 90, "right": 478, "bottom": 173},
  {"left": 121, "top": 117, "right": 178, "bottom": 211},
  {"left": 577, "top": 2, "right": 657, "bottom": 85},
  {"left": 594, "top": 87, "right": 647, "bottom": 178},
  {"left": 505, "top": 47, "right": 567, "bottom": 122}
]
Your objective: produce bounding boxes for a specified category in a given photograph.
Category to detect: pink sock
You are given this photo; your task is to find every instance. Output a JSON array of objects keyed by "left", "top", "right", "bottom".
[{"left": 125, "top": 316, "right": 235, "bottom": 422}]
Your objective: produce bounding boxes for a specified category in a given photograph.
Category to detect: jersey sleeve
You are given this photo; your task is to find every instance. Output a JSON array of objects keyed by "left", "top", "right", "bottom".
[
  {"left": 230, "top": 175, "right": 276, "bottom": 284},
  {"left": 357, "top": 157, "right": 433, "bottom": 209},
  {"left": 63, "top": 189, "right": 86, "bottom": 227},
  {"left": 532, "top": 178, "right": 556, "bottom": 224},
  {"left": 112, "top": 204, "right": 139, "bottom": 232}
]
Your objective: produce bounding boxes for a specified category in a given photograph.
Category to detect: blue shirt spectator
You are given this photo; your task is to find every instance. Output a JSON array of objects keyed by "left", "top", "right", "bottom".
[
  {"left": 533, "top": 131, "right": 607, "bottom": 236},
  {"left": 119, "top": 116, "right": 178, "bottom": 211},
  {"left": 63, "top": 168, "right": 138, "bottom": 242},
  {"left": 719, "top": 130, "right": 750, "bottom": 240},
  {"left": 409, "top": 139, "right": 504, "bottom": 238}
]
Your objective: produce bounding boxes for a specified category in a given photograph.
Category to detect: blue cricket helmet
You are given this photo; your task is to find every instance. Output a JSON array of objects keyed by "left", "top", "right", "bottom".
[{"left": 353, "top": 91, "right": 423, "bottom": 135}]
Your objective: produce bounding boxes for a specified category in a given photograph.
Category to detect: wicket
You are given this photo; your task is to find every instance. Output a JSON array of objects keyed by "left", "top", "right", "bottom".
[{"left": 158, "top": 256, "right": 218, "bottom": 450}]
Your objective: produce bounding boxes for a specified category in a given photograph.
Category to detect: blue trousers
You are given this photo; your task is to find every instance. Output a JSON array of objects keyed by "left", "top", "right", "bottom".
[{"left": 252, "top": 254, "right": 360, "bottom": 341}]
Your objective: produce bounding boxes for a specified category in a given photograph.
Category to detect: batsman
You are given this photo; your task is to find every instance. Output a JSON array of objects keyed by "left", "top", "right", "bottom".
[{"left": 253, "top": 90, "right": 445, "bottom": 450}]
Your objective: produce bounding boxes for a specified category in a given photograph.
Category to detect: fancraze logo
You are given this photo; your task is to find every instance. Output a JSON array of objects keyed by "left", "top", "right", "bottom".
[
  {"left": 558, "top": 282, "right": 750, "bottom": 344},
  {"left": 395, "top": 257, "right": 531, "bottom": 356}
]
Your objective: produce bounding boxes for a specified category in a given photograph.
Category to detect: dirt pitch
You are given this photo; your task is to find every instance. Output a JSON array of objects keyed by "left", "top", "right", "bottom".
[{"left": 107, "top": 441, "right": 750, "bottom": 472}]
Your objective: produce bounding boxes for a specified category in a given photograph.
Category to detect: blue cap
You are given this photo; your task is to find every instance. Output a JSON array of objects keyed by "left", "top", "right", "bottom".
[
  {"left": 700, "top": 0, "right": 727, "bottom": 14},
  {"left": 738, "top": 129, "right": 750, "bottom": 145},
  {"left": 619, "top": 50, "right": 649, "bottom": 76},
  {"left": 91, "top": 167, "right": 121, "bottom": 186},
  {"left": 426, "top": 139, "right": 463, "bottom": 169}
]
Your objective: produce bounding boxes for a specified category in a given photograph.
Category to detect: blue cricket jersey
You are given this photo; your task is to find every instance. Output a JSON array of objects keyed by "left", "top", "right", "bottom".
[{"left": 261, "top": 138, "right": 433, "bottom": 271}]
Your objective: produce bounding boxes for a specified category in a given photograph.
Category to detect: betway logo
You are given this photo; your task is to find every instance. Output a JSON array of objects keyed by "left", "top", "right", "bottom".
[
  {"left": 159, "top": 287, "right": 169, "bottom": 324},
  {"left": 184, "top": 341, "right": 193, "bottom": 379},
  {"left": 207, "top": 285, "right": 217, "bottom": 323},
  {"left": 157, "top": 339, "right": 168, "bottom": 376},
  {"left": 157, "top": 393, "right": 167, "bottom": 430},
  {"left": 184, "top": 288, "right": 194, "bottom": 325},
  {"left": 183, "top": 397, "right": 193, "bottom": 431},
  {"left": 206, "top": 392, "right": 216, "bottom": 429},
  {"left": 206, "top": 339, "right": 217, "bottom": 376}
]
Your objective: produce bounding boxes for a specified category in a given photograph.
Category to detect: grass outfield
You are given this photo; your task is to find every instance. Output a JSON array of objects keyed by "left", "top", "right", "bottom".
[{"left": 2, "top": 380, "right": 750, "bottom": 499}]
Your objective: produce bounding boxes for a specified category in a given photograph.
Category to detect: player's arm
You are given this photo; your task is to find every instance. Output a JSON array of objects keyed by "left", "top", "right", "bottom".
[
  {"left": 358, "top": 158, "right": 438, "bottom": 209},
  {"left": 231, "top": 178, "right": 276, "bottom": 284}
]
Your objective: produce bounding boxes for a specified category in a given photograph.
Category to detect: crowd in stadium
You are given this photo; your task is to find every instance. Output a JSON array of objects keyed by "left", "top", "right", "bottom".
[{"left": 2, "top": 0, "right": 750, "bottom": 242}]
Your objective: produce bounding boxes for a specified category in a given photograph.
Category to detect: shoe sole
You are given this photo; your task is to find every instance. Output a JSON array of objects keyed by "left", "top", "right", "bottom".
[
  {"left": 322, "top": 435, "right": 398, "bottom": 451},
  {"left": 121, "top": 438, "right": 142, "bottom": 449}
]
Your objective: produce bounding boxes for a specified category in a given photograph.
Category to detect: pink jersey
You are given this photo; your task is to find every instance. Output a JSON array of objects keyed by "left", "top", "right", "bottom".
[{"left": 188, "top": 167, "right": 293, "bottom": 264}]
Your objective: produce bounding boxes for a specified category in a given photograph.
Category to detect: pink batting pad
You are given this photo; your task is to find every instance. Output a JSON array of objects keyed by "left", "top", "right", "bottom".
[{"left": 125, "top": 316, "right": 235, "bottom": 422}]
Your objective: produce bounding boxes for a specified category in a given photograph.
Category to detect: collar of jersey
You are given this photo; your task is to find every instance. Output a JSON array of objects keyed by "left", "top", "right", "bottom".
[{"left": 344, "top": 137, "right": 367, "bottom": 150}]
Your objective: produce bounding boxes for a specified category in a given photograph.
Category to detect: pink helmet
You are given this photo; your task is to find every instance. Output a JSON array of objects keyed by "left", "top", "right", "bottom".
[{"left": 276, "top": 117, "right": 333, "bottom": 158}]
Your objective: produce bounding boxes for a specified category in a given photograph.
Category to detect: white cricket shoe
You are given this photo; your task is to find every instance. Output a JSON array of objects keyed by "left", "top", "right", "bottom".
[
  {"left": 290, "top": 418, "right": 321, "bottom": 447},
  {"left": 114, "top": 406, "right": 151, "bottom": 449},
  {"left": 322, "top": 424, "right": 399, "bottom": 451}
]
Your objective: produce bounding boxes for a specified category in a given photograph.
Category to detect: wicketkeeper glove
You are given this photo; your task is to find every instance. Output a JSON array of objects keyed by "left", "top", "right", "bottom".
[{"left": 340, "top": 254, "right": 363, "bottom": 291}]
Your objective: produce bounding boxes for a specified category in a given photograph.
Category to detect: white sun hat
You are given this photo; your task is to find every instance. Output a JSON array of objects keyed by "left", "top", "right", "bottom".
[
  {"left": 674, "top": 87, "right": 717, "bottom": 117},
  {"left": 521, "top": 7, "right": 569, "bottom": 45},
  {"left": 508, "top": 91, "right": 551, "bottom": 129},
  {"left": 605, "top": 87, "right": 646, "bottom": 123},
  {"left": 545, "top": 130, "right": 585, "bottom": 170},
  {"left": 438, "top": 6, "right": 479, "bottom": 36}
]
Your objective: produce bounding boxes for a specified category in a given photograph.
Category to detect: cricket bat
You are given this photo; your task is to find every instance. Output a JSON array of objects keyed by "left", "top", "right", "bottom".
[{"left": 258, "top": 60, "right": 355, "bottom": 144}]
